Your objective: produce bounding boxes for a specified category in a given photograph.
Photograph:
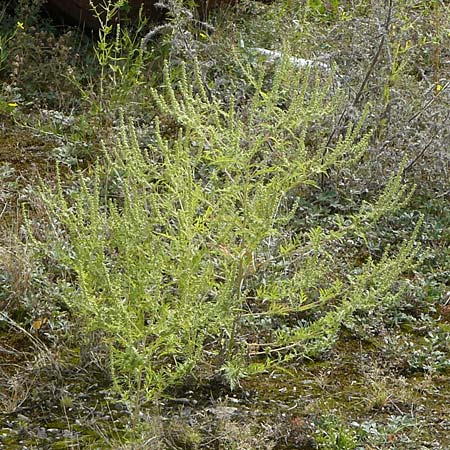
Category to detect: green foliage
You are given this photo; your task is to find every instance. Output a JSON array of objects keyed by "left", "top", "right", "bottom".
[
  {"left": 31, "top": 52, "right": 419, "bottom": 402},
  {"left": 2, "top": 0, "right": 448, "bottom": 446},
  {"left": 0, "top": 20, "right": 17, "bottom": 74},
  {"left": 307, "top": 0, "right": 340, "bottom": 20},
  {"left": 316, "top": 415, "right": 357, "bottom": 449},
  {"left": 72, "top": 1, "right": 147, "bottom": 114}
]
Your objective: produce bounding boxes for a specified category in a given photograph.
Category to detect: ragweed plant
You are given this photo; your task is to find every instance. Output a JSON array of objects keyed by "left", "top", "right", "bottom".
[
  {"left": 69, "top": 0, "right": 147, "bottom": 114},
  {"left": 31, "top": 50, "right": 420, "bottom": 404}
]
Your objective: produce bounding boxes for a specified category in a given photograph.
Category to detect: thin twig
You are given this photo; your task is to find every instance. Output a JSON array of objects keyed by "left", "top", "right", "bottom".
[
  {"left": 404, "top": 137, "right": 436, "bottom": 174},
  {"left": 320, "top": 107, "right": 348, "bottom": 189},
  {"left": 0, "top": 312, "right": 49, "bottom": 354},
  {"left": 320, "top": 1, "right": 393, "bottom": 190},
  {"left": 353, "top": 0, "right": 393, "bottom": 106},
  {"left": 436, "top": 190, "right": 450, "bottom": 199},
  {"left": 407, "top": 81, "right": 450, "bottom": 124},
  {"left": 141, "top": 24, "right": 172, "bottom": 48},
  {"left": 404, "top": 110, "right": 450, "bottom": 174}
]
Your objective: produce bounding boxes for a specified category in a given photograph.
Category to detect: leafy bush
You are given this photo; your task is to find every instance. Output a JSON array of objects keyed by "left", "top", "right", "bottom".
[{"left": 30, "top": 52, "right": 421, "bottom": 404}]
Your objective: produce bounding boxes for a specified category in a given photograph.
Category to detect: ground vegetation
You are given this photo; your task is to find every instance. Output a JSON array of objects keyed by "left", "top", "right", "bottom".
[{"left": 0, "top": 0, "right": 449, "bottom": 448}]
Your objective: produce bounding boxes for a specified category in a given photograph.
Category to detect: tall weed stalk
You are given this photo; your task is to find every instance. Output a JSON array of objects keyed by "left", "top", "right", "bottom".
[{"left": 70, "top": 0, "right": 146, "bottom": 114}]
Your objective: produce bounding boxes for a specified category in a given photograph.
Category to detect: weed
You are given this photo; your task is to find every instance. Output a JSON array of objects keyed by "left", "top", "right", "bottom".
[
  {"left": 26, "top": 50, "right": 422, "bottom": 409},
  {"left": 1, "top": 0, "right": 449, "bottom": 447},
  {"left": 316, "top": 415, "right": 357, "bottom": 449}
]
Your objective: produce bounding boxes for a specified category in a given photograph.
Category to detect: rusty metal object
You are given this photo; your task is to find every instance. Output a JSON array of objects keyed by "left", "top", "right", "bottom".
[{"left": 44, "top": 0, "right": 233, "bottom": 28}]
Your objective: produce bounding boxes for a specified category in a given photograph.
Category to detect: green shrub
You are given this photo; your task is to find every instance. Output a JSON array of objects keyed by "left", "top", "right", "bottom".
[{"left": 30, "top": 52, "right": 421, "bottom": 404}]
